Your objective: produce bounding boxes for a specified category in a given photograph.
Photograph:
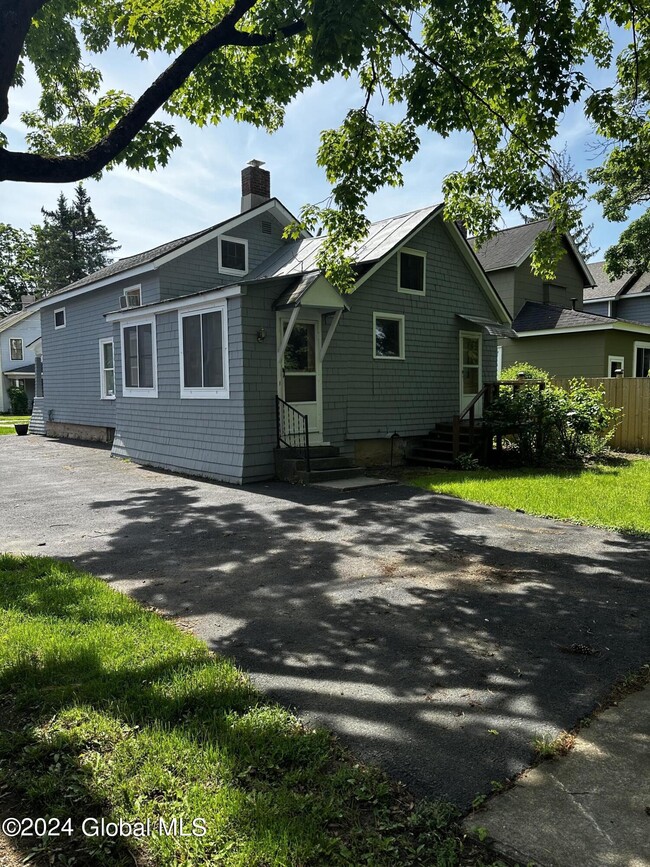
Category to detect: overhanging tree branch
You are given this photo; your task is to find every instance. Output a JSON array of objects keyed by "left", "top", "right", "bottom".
[
  {"left": 0, "top": 0, "right": 306, "bottom": 183},
  {"left": 0, "top": 0, "right": 52, "bottom": 124}
]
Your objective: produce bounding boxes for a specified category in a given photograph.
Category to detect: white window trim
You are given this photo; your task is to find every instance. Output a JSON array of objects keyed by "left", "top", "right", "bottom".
[
  {"left": 10, "top": 338, "right": 23, "bottom": 361},
  {"left": 120, "top": 315, "right": 158, "bottom": 398},
  {"left": 633, "top": 341, "right": 650, "bottom": 377},
  {"left": 607, "top": 355, "right": 625, "bottom": 378},
  {"left": 54, "top": 307, "right": 66, "bottom": 330},
  {"left": 397, "top": 247, "right": 426, "bottom": 296},
  {"left": 218, "top": 235, "right": 249, "bottom": 277},
  {"left": 99, "top": 338, "right": 116, "bottom": 400},
  {"left": 373, "top": 312, "right": 405, "bottom": 360},
  {"left": 123, "top": 285, "right": 142, "bottom": 306},
  {"left": 178, "top": 301, "right": 230, "bottom": 399}
]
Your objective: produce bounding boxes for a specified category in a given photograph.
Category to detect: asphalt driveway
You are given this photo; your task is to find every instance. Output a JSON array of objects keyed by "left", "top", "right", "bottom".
[{"left": 1, "top": 436, "right": 648, "bottom": 807}]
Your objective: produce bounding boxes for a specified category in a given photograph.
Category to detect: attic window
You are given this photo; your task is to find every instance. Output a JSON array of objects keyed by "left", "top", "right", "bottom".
[
  {"left": 219, "top": 235, "right": 248, "bottom": 276},
  {"left": 398, "top": 249, "right": 426, "bottom": 295},
  {"left": 261, "top": 220, "right": 272, "bottom": 235},
  {"left": 54, "top": 308, "right": 66, "bottom": 329}
]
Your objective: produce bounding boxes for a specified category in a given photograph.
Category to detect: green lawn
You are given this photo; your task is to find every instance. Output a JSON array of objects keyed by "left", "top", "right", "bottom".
[
  {"left": 0, "top": 556, "right": 498, "bottom": 867},
  {"left": 408, "top": 458, "right": 650, "bottom": 535},
  {"left": 0, "top": 415, "right": 30, "bottom": 435}
]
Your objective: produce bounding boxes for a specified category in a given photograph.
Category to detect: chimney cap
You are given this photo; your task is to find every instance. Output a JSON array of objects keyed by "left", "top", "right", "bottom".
[{"left": 247, "top": 159, "right": 265, "bottom": 168}]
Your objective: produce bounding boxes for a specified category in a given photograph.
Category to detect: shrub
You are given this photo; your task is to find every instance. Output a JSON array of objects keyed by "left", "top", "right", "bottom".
[
  {"left": 8, "top": 386, "right": 28, "bottom": 415},
  {"left": 485, "top": 376, "right": 618, "bottom": 465},
  {"left": 499, "top": 361, "right": 552, "bottom": 383}
]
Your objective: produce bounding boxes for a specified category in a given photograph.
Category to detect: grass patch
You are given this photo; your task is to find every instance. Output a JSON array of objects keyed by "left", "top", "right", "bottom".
[
  {"left": 0, "top": 556, "right": 501, "bottom": 866},
  {"left": 407, "top": 458, "right": 650, "bottom": 535},
  {"left": 0, "top": 415, "right": 30, "bottom": 436},
  {"left": 532, "top": 731, "right": 576, "bottom": 760}
]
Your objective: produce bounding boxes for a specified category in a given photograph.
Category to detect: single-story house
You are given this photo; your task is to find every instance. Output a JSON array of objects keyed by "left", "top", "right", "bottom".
[
  {"left": 583, "top": 262, "right": 650, "bottom": 327},
  {"left": 0, "top": 299, "right": 41, "bottom": 412},
  {"left": 472, "top": 220, "right": 650, "bottom": 379},
  {"left": 29, "top": 162, "right": 512, "bottom": 483}
]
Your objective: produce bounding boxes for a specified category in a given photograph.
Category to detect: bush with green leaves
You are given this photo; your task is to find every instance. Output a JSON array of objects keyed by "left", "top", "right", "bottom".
[
  {"left": 485, "top": 377, "right": 618, "bottom": 464},
  {"left": 499, "top": 361, "right": 552, "bottom": 383},
  {"left": 8, "top": 385, "right": 28, "bottom": 415}
]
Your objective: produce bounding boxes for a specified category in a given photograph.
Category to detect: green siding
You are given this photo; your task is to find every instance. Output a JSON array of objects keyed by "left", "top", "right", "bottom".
[{"left": 512, "top": 242, "right": 586, "bottom": 316}]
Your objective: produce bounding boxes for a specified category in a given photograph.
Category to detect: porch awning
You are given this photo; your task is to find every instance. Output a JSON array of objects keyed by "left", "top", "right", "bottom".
[
  {"left": 4, "top": 364, "right": 35, "bottom": 379},
  {"left": 456, "top": 313, "right": 517, "bottom": 339},
  {"left": 273, "top": 272, "right": 349, "bottom": 312}
]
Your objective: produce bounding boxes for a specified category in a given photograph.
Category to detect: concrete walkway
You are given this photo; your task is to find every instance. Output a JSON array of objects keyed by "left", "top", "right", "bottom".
[
  {"left": 1, "top": 437, "right": 649, "bottom": 811},
  {"left": 464, "top": 683, "right": 650, "bottom": 867}
]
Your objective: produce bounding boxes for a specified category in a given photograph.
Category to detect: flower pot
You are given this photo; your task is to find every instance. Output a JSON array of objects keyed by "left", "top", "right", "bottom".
[{"left": 14, "top": 424, "right": 29, "bottom": 436}]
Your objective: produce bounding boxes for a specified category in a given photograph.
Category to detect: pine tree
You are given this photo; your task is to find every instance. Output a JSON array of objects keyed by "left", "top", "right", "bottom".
[
  {"left": 523, "top": 150, "right": 597, "bottom": 262},
  {"left": 33, "top": 184, "right": 119, "bottom": 292}
]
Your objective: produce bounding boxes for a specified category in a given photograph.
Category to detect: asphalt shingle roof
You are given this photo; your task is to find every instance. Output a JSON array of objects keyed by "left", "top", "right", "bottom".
[
  {"left": 471, "top": 220, "right": 551, "bottom": 272},
  {"left": 625, "top": 270, "right": 650, "bottom": 296},
  {"left": 583, "top": 261, "right": 634, "bottom": 301},
  {"left": 45, "top": 197, "right": 296, "bottom": 298},
  {"left": 513, "top": 301, "right": 617, "bottom": 332}
]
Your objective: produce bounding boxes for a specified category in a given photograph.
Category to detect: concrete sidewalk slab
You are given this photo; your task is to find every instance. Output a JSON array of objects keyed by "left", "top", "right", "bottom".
[{"left": 464, "top": 684, "right": 650, "bottom": 867}]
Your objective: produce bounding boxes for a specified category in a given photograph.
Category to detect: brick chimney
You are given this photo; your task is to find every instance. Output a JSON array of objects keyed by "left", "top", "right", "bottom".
[
  {"left": 241, "top": 159, "right": 270, "bottom": 212},
  {"left": 21, "top": 294, "right": 36, "bottom": 309}
]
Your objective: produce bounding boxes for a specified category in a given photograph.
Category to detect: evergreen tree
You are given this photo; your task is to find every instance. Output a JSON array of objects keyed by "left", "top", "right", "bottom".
[
  {"left": 523, "top": 150, "right": 597, "bottom": 262},
  {"left": 33, "top": 185, "right": 119, "bottom": 292},
  {"left": 0, "top": 224, "right": 38, "bottom": 314}
]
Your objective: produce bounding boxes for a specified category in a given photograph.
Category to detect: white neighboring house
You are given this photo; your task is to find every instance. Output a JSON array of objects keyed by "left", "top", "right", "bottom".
[{"left": 0, "top": 297, "right": 41, "bottom": 413}]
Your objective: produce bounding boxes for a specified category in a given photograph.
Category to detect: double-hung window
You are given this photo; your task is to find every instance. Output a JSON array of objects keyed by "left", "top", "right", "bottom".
[
  {"left": 10, "top": 338, "right": 23, "bottom": 361},
  {"left": 179, "top": 303, "right": 229, "bottom": 398},
  {"left": 121, "top": 318, "right": 157, "bottom": 397},
  {"left": 99, "top": 338, "right": 115, "bottom": 399}
]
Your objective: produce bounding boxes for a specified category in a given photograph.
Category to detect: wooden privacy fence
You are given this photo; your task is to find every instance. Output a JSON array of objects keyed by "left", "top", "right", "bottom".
[{"left": 554, "top": 377, "right": 650, "bottom": 453}]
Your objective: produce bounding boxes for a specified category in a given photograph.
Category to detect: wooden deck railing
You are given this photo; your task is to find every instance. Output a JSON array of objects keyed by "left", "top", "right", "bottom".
[{"left": 452, "top": 378, "right": 546, "bottom": 459}]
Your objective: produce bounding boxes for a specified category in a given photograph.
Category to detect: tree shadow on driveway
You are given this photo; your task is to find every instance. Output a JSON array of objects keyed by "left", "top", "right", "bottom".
[{"left": 62, "top": 472, "right": 650, "bottom": 807}]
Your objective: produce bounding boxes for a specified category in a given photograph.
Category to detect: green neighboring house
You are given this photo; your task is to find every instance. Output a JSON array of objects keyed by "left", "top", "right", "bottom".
[{"left": 472, "top": 220, "right": 650, "bottom": 379}]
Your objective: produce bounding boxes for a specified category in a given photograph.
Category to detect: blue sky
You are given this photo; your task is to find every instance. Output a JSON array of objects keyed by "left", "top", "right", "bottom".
[{"left": 0, "top": 27, "right": 643, "bottom": 265}]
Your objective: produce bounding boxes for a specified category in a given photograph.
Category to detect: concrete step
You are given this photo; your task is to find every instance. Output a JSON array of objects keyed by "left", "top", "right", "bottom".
[{"left": 298, "top": 466, "right": 364, "bottom": 484}]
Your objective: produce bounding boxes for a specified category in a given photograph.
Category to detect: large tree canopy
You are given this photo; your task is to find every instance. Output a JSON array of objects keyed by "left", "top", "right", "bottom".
[{"left": 0, "top": 0, "right": 648, "bottom": 287}]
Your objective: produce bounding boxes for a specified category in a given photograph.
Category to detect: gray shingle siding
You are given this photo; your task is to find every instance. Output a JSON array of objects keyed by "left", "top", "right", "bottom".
[
  {"left": 40, "top": 274, "right": 159, "bottom": 429},
  {"left": 583, "top": 300, "right": 611, "bottom": 317},
  {"left": 158, "top": 215, "right": 288, "bottom": 301},
  {"left": 512, "top": 250, "right": 585, "bottom": 316},
  {"left": 238, "top": 216, "right": 500, "bottom": 480},
  {"left": 616, "top": 296, "right": 650, "bottom": 325},
  {"left": 111, "top": 301, "right": 246, "bottom": 484},
  {"left": 321, "top": 218, "right": 498, "bottom": 444}
]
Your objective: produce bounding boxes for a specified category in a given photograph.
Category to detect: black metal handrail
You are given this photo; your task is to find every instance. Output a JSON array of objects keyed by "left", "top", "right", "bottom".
[{"left": 276, "top": 395, "right": 311, "bottom": 472}]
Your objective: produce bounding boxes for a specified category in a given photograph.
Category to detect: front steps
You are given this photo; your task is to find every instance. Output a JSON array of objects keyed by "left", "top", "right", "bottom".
[
  {"left": 275, "top": 445, "right": 364, "bottom": 484},
  {"left": 409, "top": 421, "right": 486, "bottom": 468}
]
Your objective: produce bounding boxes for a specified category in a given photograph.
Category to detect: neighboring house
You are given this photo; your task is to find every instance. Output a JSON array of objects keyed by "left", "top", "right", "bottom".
[
  {"left": 28, "top": 161, "right": 511, "bottom": 483},
  {"left": 472, "top": 220, "right": 650, "bottom": 379},
  {"left": 584, "top": 262, "right": 650, "bottom": 326},
  {"left": 0, "top": 299, "right": 41, "bottom": 412}
]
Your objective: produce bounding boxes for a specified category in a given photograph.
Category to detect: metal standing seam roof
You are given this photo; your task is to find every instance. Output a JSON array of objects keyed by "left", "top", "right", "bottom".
[{"left": 246, "top": 205, "right": 441, "bottom": 280}]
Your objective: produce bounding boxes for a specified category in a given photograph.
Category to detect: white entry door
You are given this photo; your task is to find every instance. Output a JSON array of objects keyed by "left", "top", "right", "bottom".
[
  {"left": 459, "top": 331, "right": 483, "bottom": 415},
  {"left": 278, "top": 315, "right": 323, "bottom": 442}
]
